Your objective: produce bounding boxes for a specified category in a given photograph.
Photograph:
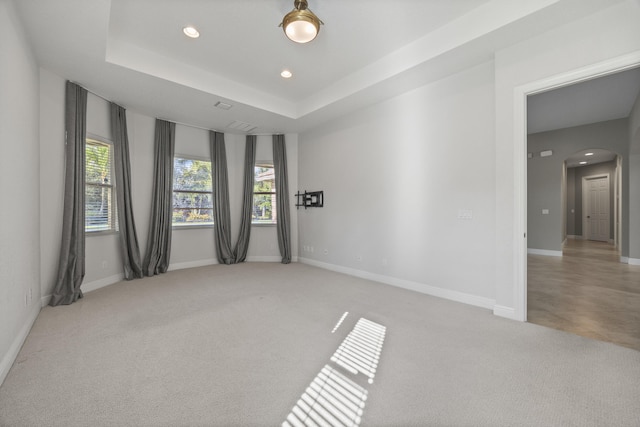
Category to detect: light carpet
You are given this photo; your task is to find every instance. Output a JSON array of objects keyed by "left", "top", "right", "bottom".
[{"left": 1, "top": 262, "right": 639, "bottom": 426}]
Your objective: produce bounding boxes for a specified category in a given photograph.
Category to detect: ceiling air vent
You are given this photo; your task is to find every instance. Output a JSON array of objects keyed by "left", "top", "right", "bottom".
[
  {"left": 214, "top": 101, "right": 232, "bottom": 110},
  {"left": 227, "top": 120, "right": 257, "bottom": 133}
]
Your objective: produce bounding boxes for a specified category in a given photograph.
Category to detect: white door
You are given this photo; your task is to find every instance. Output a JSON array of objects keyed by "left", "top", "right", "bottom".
[{"left": 585, "top": 176, "right": 609, "bottom": 242}]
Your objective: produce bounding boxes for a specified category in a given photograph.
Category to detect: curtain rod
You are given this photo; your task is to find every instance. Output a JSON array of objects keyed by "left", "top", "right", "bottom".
[{"left": 73, "top": 81, "right": 282, "bottom": 136}]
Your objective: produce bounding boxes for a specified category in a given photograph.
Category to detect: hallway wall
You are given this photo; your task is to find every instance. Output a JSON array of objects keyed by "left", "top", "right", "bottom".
[{"left": 527, "top": 120, "right": 628, "bottom": 253}]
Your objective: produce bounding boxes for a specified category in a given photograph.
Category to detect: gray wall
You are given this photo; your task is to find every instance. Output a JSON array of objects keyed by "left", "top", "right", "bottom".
[
  {"left": 629, "top": 88, "right": 640, "bottom": 262},
  {"left": 527, "top": 119, "right": 629, "bottom": 253},
  {"left": 0, "top": 1, "right": 41, "bottom": 384},
  {"left": 566, "top": 168, "right": 576, "bottom": 236},
  {"left": 298, "top": 61, "right": 497, "bottom": 305}
]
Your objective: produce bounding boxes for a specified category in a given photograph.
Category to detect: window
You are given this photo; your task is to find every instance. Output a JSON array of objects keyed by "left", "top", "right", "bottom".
[
  {"left": 173, "top": 156, "right": 213, "bottom": 227},
  {"left": 253, "top": 163, "right": 276, "bottom": 225},
  {"left": 85, "top": 138, "right": 116, "bottom": 233}
]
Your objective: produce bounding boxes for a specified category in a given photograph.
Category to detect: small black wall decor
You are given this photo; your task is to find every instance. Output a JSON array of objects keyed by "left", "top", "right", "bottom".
[{"left": 295, "top": 190, "right": 324, "bottom": 209}]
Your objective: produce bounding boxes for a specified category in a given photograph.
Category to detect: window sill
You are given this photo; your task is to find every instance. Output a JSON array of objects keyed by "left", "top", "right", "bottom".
[
  {"left": 172, "top": 224, "right": 214, "bottom": 230},
  {"left": 251, "top": 223, "right": 277, "bottom": 227},
  {"left": 86, "top": 230, "right": 118, "bottom": 237}
]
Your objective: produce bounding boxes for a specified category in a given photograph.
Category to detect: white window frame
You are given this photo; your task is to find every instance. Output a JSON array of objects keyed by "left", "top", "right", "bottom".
[
  {"left": 252, "top": 161, "right": 277, "bottom": 226},
  {"left": 172, "top": 154, "right": 214, "bottom": 229},
  {"left": 85, "top": 136, "right": 117, "bottom": 234}
]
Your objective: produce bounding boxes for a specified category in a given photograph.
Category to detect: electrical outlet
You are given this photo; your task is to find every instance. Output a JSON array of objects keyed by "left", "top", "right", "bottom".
[
  {"left": 458, "top": 209, "right": 473, "bottom": 220},
  {"left": 102, "top": 261, "right": 108, "bottom": 269},
  {"left": 323, "top": 249, "right": 328, "bottom": 255},
  {"left": 356, "top": 255, "right": 363, "bottom": 262}
]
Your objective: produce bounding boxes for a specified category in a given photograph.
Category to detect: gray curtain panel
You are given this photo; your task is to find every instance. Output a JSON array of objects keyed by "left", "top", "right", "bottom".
[
  {"left": 273, "top": 134, "right": 292, "bottom": 264},
  {"left": 50, "top": 82, "right": 87, "bottom": 306},
  {"left": 211, "top": 131, "right": 234, "bottom": 264},
  {"left": 233, "top": 135, "right": 256, "bottom": 263},
  {"left": 110, "top": 102, "right": 143, "bottom": 280},
  {"left": 142, "top": 119, "right": 175, "bottom": 276}
]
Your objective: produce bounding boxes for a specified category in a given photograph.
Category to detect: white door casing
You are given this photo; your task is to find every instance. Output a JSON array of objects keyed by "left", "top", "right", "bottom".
[{"left": 511, "top": 51, "right": 640, "bottom": 322}]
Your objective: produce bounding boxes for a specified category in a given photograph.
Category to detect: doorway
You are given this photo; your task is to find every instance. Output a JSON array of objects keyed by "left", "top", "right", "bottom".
[
  {"left": 512, "top": 54, "right": 640, "bottom": 323},
  {"left": 583, "top": 174, "right": 610, "bottom": 242}
]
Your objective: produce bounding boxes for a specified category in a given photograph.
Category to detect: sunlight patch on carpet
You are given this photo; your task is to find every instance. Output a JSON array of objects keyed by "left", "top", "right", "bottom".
[
  {"left": 331, "top": 312, "right": 349, "bottom": 334},
  {"left": 283, "top": 317, "right": 387, "bottom": 427},
  {"left": 331, "top": 318, "right": 385, "bottom": 384}
]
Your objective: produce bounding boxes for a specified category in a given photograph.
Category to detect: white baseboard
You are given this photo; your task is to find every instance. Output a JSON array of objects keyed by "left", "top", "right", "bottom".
[
  {"left": 298, "top": 257, "right": 496, "bottom": 311},
  {"left": 41, "top": 273, "right": 125, "bottom": 305},
  {"left": 246, "top": 256, "right": 283, "bottom": 263},
  {"left": 527, "top": 248, "right": 562, "bottom": 257},
  {"left": 168, "top": 258, "right": 217, "bottom": 271},
  {"left": 493, "top": 305, "right": 519, "bottom": 321},
  {"left": 167, "top": 256, "right": 300, "bottom": 269},
  {"left": 0, "top": 302, "right": 40, "bottom": 387},
  {"left": 43, "top": 256, "right": 301, "bottom": 304},
  {"left": 82, "top": 273, "right": 125, "bottom": 293},
  {"left": 628, "top": 257, "right": 640, "bottom": 266},
  {"left": 245, "top": 256, "right": 300, "bottom": 263},
  {"left": 566, "top": 235, "right": 582, "bottom": 240}
]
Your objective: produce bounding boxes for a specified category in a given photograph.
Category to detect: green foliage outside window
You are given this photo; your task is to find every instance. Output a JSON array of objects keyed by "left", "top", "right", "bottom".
[
  {"left": 253, "top": 165, "right": 276, "bottom": 224},
  {"left": 173, "top": 157, "right": 213, "bottom": 226},
  {"left": 86, "top": 140, "right": 115, "bottom": 232}
]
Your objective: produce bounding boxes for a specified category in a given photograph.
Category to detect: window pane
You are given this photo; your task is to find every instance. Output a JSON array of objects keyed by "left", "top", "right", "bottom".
[
  {"left": 173, "top": 157, "right": 213, "bottom": 226},
  {"left": 85, "top": 139, "right": 115, "bottom": 233},
  {"left": 173, "top": 158, "right": 212, "bottom": 191},
  {"left": 253, "top": 194, "right": 276, "bottom": 224},
  {"left": 86, "top": 143, "right": 111, "bottom": 185},
  {"left": 252, "top": 164, "right": 277, "bottom": 224},
  {"left": 173, "top": 192, "right": 213, "bottom": 209},
  {"left": 254, "top": 166, "right": 275, "bottom": 193},
  {"left": 86, "top": 185, "right": 112, "bottom": 232},
  {"left": 172, "top": 208, "right": 213, "bottom": 225}
]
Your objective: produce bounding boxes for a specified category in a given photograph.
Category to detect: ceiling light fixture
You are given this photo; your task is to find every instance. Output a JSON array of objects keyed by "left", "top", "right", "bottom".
[
  {"left": 281, "top": 70, "right": 293, "bottom": 78},
  {"left": 280, "top": 0, "right": 323, "bottom": 44},
  {"left": 585, "top": 152, "right": 594, "bottom": 156},
  {"left": 183, "top": 26, "right": 200, "bottom": 38},
  {"left": 579, "top": 161, "right": 588, "bottom": 165}
]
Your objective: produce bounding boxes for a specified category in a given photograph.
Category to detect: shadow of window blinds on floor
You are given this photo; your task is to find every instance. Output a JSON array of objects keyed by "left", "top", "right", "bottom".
[{"left": 283, "top": 316, "right": 387, "bottom": 427}]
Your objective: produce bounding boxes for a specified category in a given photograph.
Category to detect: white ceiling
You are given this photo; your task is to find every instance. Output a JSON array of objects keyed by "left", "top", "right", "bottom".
[
  {"left": 14, "top": 0, "right": 634, "bottom": 134},
  {"left": 528, "top": 67, "right": 640, "bottom": 135},
  {"left": 528, "top": 67, "right": 640, "bottom": 168}
]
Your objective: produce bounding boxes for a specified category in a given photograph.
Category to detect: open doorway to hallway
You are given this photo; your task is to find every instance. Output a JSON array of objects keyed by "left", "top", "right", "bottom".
[{"left": 525, "top": 67, "right": 640, "bottom": 349}]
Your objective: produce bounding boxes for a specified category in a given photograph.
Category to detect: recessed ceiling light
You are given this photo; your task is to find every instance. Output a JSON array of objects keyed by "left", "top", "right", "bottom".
[
  {"left": 183, "top": 26, "right": 200, "bottom": 38},
  {"left": 585, "top": 152, "right": 594, "bottom": 156},
  {"left": 281, "top": 70, "right": 293, "bottom": 79},
  {"left": 579, "top": 161, "right": 588, "bottom": 165}
]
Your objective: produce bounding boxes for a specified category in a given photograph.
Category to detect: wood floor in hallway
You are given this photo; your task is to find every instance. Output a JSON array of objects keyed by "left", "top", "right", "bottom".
[{"left": 528, "top": 239, "right": 640, "bottom": 351}]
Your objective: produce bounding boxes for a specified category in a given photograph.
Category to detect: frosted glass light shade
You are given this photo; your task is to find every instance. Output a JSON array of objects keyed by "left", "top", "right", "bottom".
[
  {"left": 280, "top": 0, "right": 322, "bottom": 44},
  {"left": 284, "top": 16, "right": 318, "bottom": 43}
]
